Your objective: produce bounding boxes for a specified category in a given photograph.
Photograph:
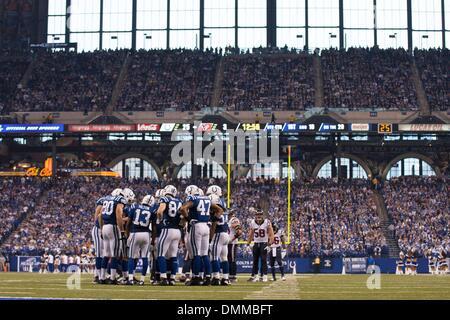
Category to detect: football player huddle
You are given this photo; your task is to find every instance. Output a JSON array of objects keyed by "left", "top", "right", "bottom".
[{"left": 92, "top": 184, "right": 253, "bottom": 286}]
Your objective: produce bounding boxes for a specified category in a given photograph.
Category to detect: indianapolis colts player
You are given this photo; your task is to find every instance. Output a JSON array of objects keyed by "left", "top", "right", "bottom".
[
  {"left": 98, "top": 188, "right": 133, "bottom": 284},
  {"left": 125, "top": 195, "right": 154, "bottom": 285},
  {"left": 156, "top": 185, "right": 183, "bottom": 285},
  {"left": 180, "top": 185, "right": 223, "bottom": 286},
  {"left": 208, "top": 189, "right": 228, "bottom": 285}
]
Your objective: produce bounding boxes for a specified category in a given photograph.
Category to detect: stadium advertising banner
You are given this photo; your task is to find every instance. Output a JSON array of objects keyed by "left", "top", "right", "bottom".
[
  {"left": 399, "top": 124, "right": 450, "bottom": 132},
  {"left": 68, "top": 124, "right": 135, "bottom": 132},
  {"left": 351, "top": 123, "right": 370, "bottom": 131},
  {"left": 17, "top": 256, "right": 41, "bottom": 272},
  {"left": 0, "top": 124, "right": 64, "bottom": 134},
  {"left": 343, "top": 257, "right": 367, "bottom": 273}
]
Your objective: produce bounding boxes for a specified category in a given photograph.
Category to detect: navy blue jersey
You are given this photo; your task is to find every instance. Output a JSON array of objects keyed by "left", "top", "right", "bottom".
[
  {"left": 159, "top": 196, "right": 182, "bottom": 229},
  {"left": 214, "top": 197, "right": 229, "bottom": 233},
  {"left": 100, "top": 195, "right": 128, "bottom": 225},
  {"left": 125, "top": 203, "right": 152, "bottom": 233},
  {"left": 150, "top": 203, "right": 162, "bottom": 237},
  {"left": 94, "top": 197, "right": 104, "bottom": 228},
  {"left": 186, "top": 195, "right": 211, "bottom": 223}
]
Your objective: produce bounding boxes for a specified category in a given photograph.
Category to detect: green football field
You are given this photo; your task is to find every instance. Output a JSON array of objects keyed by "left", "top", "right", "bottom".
[{"left": 0, "top": 273, "right": 449, "bottom": 300}]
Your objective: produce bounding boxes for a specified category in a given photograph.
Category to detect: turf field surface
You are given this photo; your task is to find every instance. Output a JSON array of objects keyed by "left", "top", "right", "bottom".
[{"left": 0, "top": 273, "right": 449, "bottom": 300}]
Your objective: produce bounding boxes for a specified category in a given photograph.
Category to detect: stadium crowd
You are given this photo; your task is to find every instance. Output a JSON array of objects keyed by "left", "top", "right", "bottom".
[
  {"left": 0, "top": 178, "right": 43, "bottom": 246},
  {"left": 322, "top": 48, "right": 418, "bottom": 111},
  {"left": 219, "top": 54, "right": 315, "bottom": 111},
  {"left": 0, "top": 49, "right": 30, "bottom": 114},
  {"left": 1, "top": 47, "right": 447, "bottom": 113},
  {"left": 415, "top": 48, "right": 450, "bottom": 111},
  {"left": 1, "top": 176, "right": 387, "bottom": 259},
  {"left": 9, "top": 50, "right": 125, "bottom": 112},
  {"left": 383, "top": 176, "right": 450, "bottom": 257}
]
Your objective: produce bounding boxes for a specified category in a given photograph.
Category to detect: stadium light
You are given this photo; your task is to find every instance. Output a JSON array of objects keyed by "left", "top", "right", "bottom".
[
  {"left": 203, "top": 33, "right": 212, "bottom": 48},
  {"left": 111, "top": 36, "right": 119, "bottom": 49},
  {"left": 421, "top": 34, "right": 429, "bottom": 49},
  {"left": 296, "top": 34, "right": 304, "bottom": 51},
  {"left": 329, "top": 33, "right": 337, "bottom": 48},
  {"left": 389, "top": 33, "right": 397, "bottom": 48},
  {"left": 143, "top": 34, "right": 152, "bottom": 49}
]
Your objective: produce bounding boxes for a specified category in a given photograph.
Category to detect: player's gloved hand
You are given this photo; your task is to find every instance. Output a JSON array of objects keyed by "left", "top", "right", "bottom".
[
  {"left": 120, "top": 231, "right": 126, "bottom": 240},
  {"left": 264, "top": 246, "right": 270, "bottom": 252}
]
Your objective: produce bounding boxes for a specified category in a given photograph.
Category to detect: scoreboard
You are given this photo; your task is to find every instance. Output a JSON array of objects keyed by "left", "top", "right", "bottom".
[{"left": 1, "top": 122, "right": 449, "bottom": 135}]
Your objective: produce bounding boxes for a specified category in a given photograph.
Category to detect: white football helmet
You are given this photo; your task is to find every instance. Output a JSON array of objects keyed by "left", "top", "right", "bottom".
[
  {"left": 209, "top": 193, "right": 222, "bottom": 206},
  {"left": 111, "top": 188, "right": 122, "bottom": 197},
  {"left": 142, "top": 195, "right": 155, "bottom": 207},
  {"left": 121, "top": 188, "right": 135, "bottom": 203},
  {"left": 185, "top": 185, "right": 200, "bottom": 196},
  {"left": 163, "top": 185, "right": 177, "bottom": 197},
  {"left": 206, "top": 185, "right": 222, "bottom": 197},
  {"left": 197, "top": 188, "right": 204, "bottom": 196},
  {"left": 155, "top": 189, "right": 163, "bottom": 199}
]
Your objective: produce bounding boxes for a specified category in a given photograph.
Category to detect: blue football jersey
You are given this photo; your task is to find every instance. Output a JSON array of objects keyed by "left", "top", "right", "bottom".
[
  {"left": 149, "top": 203, "right": 162, "bottom": 237},
  {"left": 186, "top": 195, "right": 211, "bottom": 223},
  {"left": 159, "top": 196, "right": 182, "bottom": 229},
  {"left": 94, "top": 197, "right": 104, "bottom": 228},
  {"left": 214, "top": 197, "right": 229, "bottom": 233},
  {"left": 126, "top": 203, "right": 152, "bottom": 233},
  {"left": 100, "top": 195, "right": 128, "bottom": 225}
]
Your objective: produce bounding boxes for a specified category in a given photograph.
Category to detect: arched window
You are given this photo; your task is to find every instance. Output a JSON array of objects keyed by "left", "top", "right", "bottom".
[
  {"left": 246, "top": 163, "right": 295, "bottom": 180},
  {"left": 317, "top": 157, "right": 368, "bottom": 179},
  {"left": 386, "top": 157, "right": 436, "bottom": 180},
  {"left": 111, "top": 158, "right": 158, "bottom": 180},
  {"left": 177, "top": 160, "right": 226, "bottom": 179}
]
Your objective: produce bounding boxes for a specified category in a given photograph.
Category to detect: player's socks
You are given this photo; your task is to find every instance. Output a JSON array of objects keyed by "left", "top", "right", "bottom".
[
  {"left": 170, "top": 257, "right": 178, "bottom": 279},
  {"left": 211, "top": 260, "right": 220, "bottom": 275},
  {"left": 95, "top": 257, "right": 102, "bottom": 278},
  {"left": 192, "top": 256, "right": 201, "bottom": 276},
  {"left": 157, "top": 256, "right": 167, "bottom": 278},
  {"left": 110, "top": 258, "right": 118, "bottom": 280},
  {"left": 201, "top": 255, "right": 212, "bottom": 278},
  {"left": 141, "top": 258, "right": 149, "bottom": 277},
  {"left": 128, "top": 259, "right": 135, "bottom": 281},
  {"left": 221, "top": 261, "right": 229, "bottom": 279},
  {"left": 100, "top": 257, "right": 109, "bottom": 280}
]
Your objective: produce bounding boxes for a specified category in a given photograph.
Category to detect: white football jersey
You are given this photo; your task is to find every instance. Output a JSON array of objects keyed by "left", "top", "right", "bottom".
[
  {"left": 250, "top": 219, "right": 271, "bottom": 243},
  {"left": 228, "top": 217, "right": 241, "bottom": 244},
  {"left": 271, "top": 230, "right": 284, "bottom": 248}
]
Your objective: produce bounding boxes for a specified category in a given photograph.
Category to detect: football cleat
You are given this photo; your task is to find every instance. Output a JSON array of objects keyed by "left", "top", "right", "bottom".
[
  {"left": 270, "top": 277, "right": 277, "bottom": 281},
  {"left": 281, "top": 276, "right": 286, "bottom": 281},
  {"left": 138, "top": 280, "right": 145, "bottom": 286},
  {"left": 262, "top": 276, "right": 268, "bottom": 282},
  {"left": 248, "top": 277, "right": 257, "bottom": 282},
  {"left": 220, "top": 279, "right": 230, "bottom": 286},
  {"left": 169, "top": 279, "right": 176, "bottom": 286},
  {"left": 187, "top": 277, "right": 202, "bottom": 286},
  {"left": 202, "top": 277, "right": 211, "bottom": 286},
  {"left": 160, "top": 279, "right": 170, "bottom": 286},
  {"left": 125, "top": 280, "right": 134, "bottom": 286},
  {"left": 211, "top": 278, "right": 221, "bottom": 286},
  {"left": 92, "top": 276, "right": 99, "bottom": 284}
]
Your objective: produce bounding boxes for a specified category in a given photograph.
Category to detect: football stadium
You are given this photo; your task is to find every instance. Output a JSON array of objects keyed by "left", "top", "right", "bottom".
[{"left": 0, "top": 0, "right": 449, "bottom": 304}]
